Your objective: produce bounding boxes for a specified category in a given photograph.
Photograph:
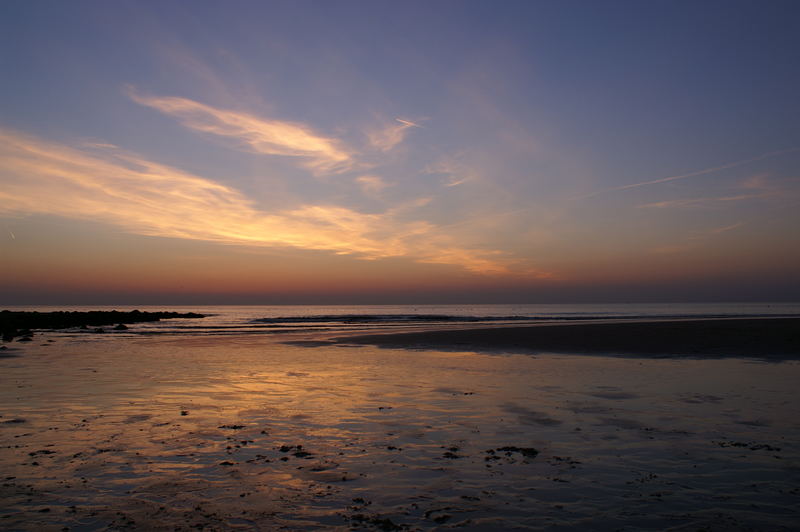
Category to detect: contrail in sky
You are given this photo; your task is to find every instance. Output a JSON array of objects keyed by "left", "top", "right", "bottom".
[
  {"left": 584, "top": 147, "right": 799, "bottom": 199},
  {"left": 455, "top": 147, "right": 800, "bottom": 227}
]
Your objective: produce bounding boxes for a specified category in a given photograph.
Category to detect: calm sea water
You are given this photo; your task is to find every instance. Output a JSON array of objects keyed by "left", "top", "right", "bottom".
[{"left": 7, "top": 302, "right": 800, "bottom": 336}]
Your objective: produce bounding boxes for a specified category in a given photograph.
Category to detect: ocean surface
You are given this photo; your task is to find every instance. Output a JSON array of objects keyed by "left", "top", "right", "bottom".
[{"left": 7, "top": 302, "right": 800, "bottom": 337}]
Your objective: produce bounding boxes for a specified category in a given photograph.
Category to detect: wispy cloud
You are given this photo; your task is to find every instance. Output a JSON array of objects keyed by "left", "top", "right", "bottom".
[
  {"left": 741, "top": 173, "right": 771, "bottom": 190},
  {"left": 355, "top": 175, "right": 392, "bottom": 196},
  {"left": 703, "top": 222, "right": 744, "bottom": 235},
  {"left": 0, "top": 127, "right": 524, "bottom": 275},
  {"left": 637, "top": 193, "right": 768, "bottom": 209},
  {"left": 587, "top": 148, "right": 799, "bottom": 199},
  {"left": 129, "top": 90, "right": 353, "bottom": 174},
  {"left": 636, "top": 172, "right": 794, "bottom": 209},
  {"left": 418, "top": 247, "right": 554, "bottom": 278},
  {"left": 425, "top": 155, "right": 474, "bottom": 187},
  {"left": 651, "top": 222, "right": 744, "bottom": 254},
  {"left": 367, "top": 117, "right": 422, "bottom": 152}
]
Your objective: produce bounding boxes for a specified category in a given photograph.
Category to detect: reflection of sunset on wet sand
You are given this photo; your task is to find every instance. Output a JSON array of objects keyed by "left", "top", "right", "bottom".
[{"left": 2, "top": 319, "right": 799, "bottom": 529}]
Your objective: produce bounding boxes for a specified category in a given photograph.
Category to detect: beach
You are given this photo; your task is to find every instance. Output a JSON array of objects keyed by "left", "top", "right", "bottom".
[
  {"left": 1, "top": 308, "right": 799, "bottom": 530},
  {"left": 5, "top": 1, "right": 800, "bottom": 529}
]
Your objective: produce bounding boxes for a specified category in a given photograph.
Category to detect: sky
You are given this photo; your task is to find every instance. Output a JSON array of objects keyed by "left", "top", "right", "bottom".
[{"left": 1, "top": 0, "right": 799, "bottom": 304}]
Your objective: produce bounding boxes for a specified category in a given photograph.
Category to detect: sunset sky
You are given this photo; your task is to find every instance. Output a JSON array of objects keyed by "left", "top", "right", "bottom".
[{"left": 2, "top": 1, "right": 799, "bottom": 304}]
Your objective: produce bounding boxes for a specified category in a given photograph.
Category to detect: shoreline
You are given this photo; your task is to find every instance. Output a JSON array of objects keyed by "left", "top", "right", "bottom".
[
  {"left": 0, "top": 310, "right": 205, "bottom": 341},
  {"left": 334, "top": 317, "right": 800, "bottom": 359}
]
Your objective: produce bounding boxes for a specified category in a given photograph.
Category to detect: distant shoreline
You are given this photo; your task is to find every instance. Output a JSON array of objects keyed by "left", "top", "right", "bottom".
[
  {"left": 334, "top": 317, "right": 800, "bottom": 359},
  {"left": 0, "top": 310, "right": 205, "bottom": 341}
]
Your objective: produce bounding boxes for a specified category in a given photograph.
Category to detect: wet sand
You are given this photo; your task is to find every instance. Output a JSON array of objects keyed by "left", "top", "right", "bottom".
[
  {"left": 334, "top": 317, "right": 800, "bottom": 359},
  {"left": 1, "top": 329, "right": 799, "bottom": 530}
]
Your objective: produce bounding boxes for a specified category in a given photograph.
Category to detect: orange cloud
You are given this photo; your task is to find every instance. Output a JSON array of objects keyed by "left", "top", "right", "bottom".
[
  {"left": 0, "top": 127, "right": 531, "bottom": 275},
  {"left": 129, "top": 90, "right": 353, "bottom": 174}
]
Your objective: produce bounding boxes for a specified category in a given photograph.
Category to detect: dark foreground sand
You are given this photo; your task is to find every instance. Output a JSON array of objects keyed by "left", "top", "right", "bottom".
[{"left": 335, "top": 317, "right": 800, "bottom": 359}]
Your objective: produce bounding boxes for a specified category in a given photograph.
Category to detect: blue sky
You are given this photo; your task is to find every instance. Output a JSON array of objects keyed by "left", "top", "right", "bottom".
[{"left": 1, "top": 0, "right": 799, "bottom": 303}]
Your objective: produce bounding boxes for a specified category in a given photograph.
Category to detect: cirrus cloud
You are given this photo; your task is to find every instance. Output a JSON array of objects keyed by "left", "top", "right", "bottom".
[
  {"left": 0, "top": 127, "right": 539, "bottom": 275},
  {"left": 367, "top": 117, "right": 422, "bottom": 152},
  {"left": 129, "top": 89, "right": 354, "bottom": 174}
]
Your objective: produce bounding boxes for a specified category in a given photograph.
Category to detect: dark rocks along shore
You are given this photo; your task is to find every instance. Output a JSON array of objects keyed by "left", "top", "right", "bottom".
[{"left": 0, "top": 310, "right": 205, "bottom": 341}]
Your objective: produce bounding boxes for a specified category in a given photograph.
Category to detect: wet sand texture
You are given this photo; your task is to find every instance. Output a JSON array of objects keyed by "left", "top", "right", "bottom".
[
  {"left": 2, "top": 325, "right": 800, "bottom": 529},
  {"left": 336, "top": 317, "right": 800, "bottom": 358}
]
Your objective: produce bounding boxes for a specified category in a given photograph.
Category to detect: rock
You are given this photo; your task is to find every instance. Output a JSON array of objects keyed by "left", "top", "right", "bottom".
[{"left": 0, "top": 310, "right": 206, "bottom": 340}]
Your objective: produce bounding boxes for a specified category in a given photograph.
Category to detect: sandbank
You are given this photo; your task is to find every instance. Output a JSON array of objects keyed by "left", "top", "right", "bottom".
[{"left": 335, "top": 317, "right": 800, "bottom": 359}]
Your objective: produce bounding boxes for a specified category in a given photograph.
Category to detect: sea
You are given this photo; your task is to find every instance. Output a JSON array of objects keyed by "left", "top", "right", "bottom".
[{"left": 7, "top": 301, "right": 800, "bottom": 337}]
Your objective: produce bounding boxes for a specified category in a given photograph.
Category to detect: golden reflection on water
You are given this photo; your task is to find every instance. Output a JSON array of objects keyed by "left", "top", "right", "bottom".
[{"left": 1, "top": 334, "right": 799, "bottom": 530}]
